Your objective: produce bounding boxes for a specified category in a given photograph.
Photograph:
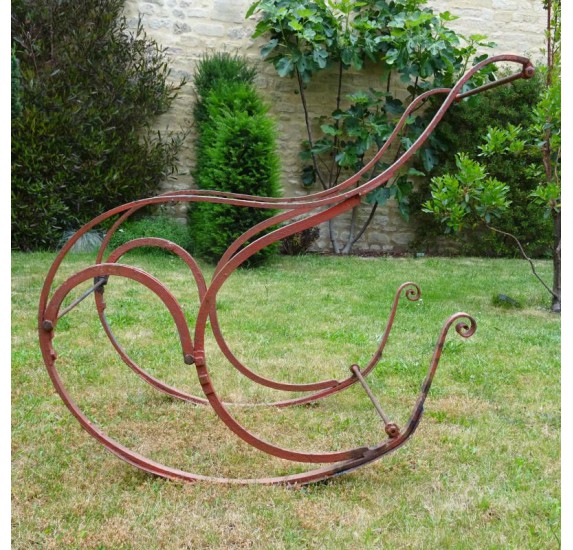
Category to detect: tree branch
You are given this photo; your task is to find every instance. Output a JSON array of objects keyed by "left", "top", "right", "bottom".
[
  {"left": 296, "top": 68, "right": 327, "bottom": 189},
  {"left": 350, "top": 202, "right": 379, "bottom": 248},
  {"left": 485, "top": 223, "right": 558, "bottom": 300}
]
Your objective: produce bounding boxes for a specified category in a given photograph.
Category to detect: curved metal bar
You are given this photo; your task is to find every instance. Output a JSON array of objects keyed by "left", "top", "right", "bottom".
[
  {"left": 43, "top": 264, "right": 195, "bottom": 365},
  {"left": 37, "top": 308, "right": 476, "bottom": 485},
  {"left": 41, "top": 260, "right": 371, "bottom": 464},
  {"left": 93, "top": 220, "right": 420, "bottom": 404},
  {"left": 37, "top": 54, "right": 525, "bottom": 484},
  {"left": 251, "top": 281, "right": 422, "bottom": 408},
  {"left": 102, "top": 238, "right": 340, "bottom": 395},
  {"left": 162, "top": 55, "right": 533, "bottom": 213},
  {"left": 402, "top": 313, "right": 477, "bottom": 436},
  {"left": 178, "top": 56, "right": 535, "bottom": 274},
  {"left": 360, "top": 282, "right": 421, "bottom": 377},
  {"left": 94, "top": 240, "right": 210, "bottom": 405},
  {"left": 38, "top": 323, "right": 421, "bottom": 484},
  {"left": 40, "top": 55, "right": 534, "bottom": 320}
]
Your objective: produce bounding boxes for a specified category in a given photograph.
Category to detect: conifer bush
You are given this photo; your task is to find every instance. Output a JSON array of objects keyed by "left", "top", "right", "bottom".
[{"left": 188, "top": 54, "right": 281, "bottom": 267}]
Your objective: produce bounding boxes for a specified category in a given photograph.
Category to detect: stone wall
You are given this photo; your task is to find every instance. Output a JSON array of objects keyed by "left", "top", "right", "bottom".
[{"left": 124, "top": 0, "right": 546, "bottom": 253}]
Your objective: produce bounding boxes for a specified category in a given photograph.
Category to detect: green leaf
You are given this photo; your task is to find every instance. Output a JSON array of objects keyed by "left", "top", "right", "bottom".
[
  {"left": 245, "top": 1, "right": 261, "bottom": 19},
  {"left": 310, "top": 138, "right": 334, "bottom": 154},
  {"left": 421, "top": 148, "right": 437, "bottom": 172},
  {"left": 407, "top": 167, "right": 425, "bottom": 177},
  {"left": 275, "top": 57, "right": 294, "bottom": 77},
  {"left": 366, "top": 187, "right": 392, "bottom": 206},
  {"left": 320, "top": 124, "right": 341, "bottom": 136},
  {"left": 439, "top": 11, "right": 459, "bottom": 22},
  {"left": 296, "top": 7, "right": 315, "bottom": 18},
  {"left": 301, "top": 165, "right": 316, "bottom": 187},
  {"left": 385, "top": 98, "right": 404, "bottom": 114},
  {"left": 335, "top": 150, "right": 357, "bottom": 167},
  {"left": 289, "top": 20, "right": 304, "bottom": 31},
  {"left": 260, "top": 39, "right": 279, "bottom": 59}
]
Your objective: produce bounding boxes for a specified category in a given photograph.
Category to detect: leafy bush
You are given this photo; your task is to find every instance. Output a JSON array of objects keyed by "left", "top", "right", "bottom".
[
  {"left": 279, "top": 227, "right": 320, "bottom": 255},
  {"left": 11, "top": 0, "right": 185, "bottom": 251},
  {"left": 188, "top": 54, "right": 281, "bottom": 267},
  {"left": 11, "top": 47, "right": 22, "bottom": 118},
  {"left": 107, "top": 215, "right": 193, "bottom": 254},
  {"left": 411, "top": 74, "right": 552, "bottom": 257},
  {"left": 248, "top": 0, "right": 496, "bottom": 254}
]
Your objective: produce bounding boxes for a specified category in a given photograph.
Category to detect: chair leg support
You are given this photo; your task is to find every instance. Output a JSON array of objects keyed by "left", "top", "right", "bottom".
[{"left": 350, "top": 364, "right": 400, "bottom": 439}]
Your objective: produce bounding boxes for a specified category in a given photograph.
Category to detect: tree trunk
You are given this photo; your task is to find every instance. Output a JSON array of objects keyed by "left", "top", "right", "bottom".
[{"left": 551, "top": 211, "right": 561, "bottom": 312}]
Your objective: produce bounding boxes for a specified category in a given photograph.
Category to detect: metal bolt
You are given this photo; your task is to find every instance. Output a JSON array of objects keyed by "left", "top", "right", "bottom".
[{"left": 385, "top": 423, "right": 400, "bottom": 439}]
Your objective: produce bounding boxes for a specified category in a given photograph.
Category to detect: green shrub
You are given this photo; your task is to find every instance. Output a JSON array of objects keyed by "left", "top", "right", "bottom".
[
  {"left": 11, "top": 0, "right": 185, "bottom": 251},
  {"left": 188, "top": 54, "right": 281, "bottom": 267},
  {"left": 411, "top": 74, "right": 552, "bottom": 257},
  {"left": 192, "top": 52, "right": 257, "bottom": 126},
  {"left": 58, "top": 230, "right": 105, "bottom": 254},
  {"left": 107, "top": 215, "right": 193, "bottom": 254},
  {"left": 279, "top": 227, "right": 320, "bottom": 256}
]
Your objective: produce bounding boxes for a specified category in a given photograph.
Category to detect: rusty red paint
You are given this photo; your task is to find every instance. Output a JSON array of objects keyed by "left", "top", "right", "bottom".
[{"left": 38, "top": 55, "right": 532, "bottom": 485}]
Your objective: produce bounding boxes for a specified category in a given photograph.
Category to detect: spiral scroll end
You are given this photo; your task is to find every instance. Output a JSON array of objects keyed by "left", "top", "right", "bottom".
[
  {"left": 402, "top": 282, "right": 422, "bottom": 302},
  {"left": 454, "top": 315, "right": 477, "bottom": 339}
]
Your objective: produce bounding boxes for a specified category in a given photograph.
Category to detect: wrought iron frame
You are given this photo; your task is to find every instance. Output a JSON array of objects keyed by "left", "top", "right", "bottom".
[{"left": 38, "top": 55, "right": 533, "bottom": 485}]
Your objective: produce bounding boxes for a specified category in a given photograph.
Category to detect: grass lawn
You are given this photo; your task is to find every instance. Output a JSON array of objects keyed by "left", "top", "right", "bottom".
[{"left": 12, "top": 252, "right": 560, "bottom": 548}]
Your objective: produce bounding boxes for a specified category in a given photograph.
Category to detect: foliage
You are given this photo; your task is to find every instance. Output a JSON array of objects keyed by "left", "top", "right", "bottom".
[
  {"left": 11, "top": 46, "right": 23, "bottom": 118},
  {"left": 107, "top": 215, "right": 194, "bottom": 254},
  {"left": 411, "top": 74, "right": 551, "bottom": 257},
  {"left": 422, "top": 153, "right": 510, "bottom": 232},
  {"left": 189, "top": 54, "right": 281, "bottom": 267},
  {"left": 11, "top": 0, "right": 185, "bottom": 251},
  {"left": 192, "top": 52, "right": 257, "bottom": 126},
  {"left": 423, "top": 0, "right": 561, "bottom": 310},
  {"left": 247, "top": 0, "right": 495, "bottom": 253},
  {"left": 191, "top": 56, "right": 256, "bottom": 188},
  {"left": 279, "top": 226, "right": 320, "bottom": 255}
]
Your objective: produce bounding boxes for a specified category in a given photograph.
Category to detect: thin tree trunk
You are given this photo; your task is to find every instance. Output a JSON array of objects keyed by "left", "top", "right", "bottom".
[
  {"left": 551, "top": 211, "right": 560, "bottom": 312},
  {"left": 296, "top": 69, "right": 326, "bottom": 190},
  {"left": 328, "top": 219, "right": 341, "bottom": 254}
]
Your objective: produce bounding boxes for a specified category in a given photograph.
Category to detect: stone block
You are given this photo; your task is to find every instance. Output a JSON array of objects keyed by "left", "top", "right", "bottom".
[
  {"left": 391, "top": 232, "right": 414, "bottom": 246},
  {"left": 367, "top": 232, "right": 390, "bottom": 246},
  {"left": 174, "top": 22, "right": 191, "bottom": 34},
  {"left": 212, "top": 0, "right": 245, "bottom": 23},
  {"left": 228, "top": 28, "right": 253, "bottom": 40},
  {"left": 148, "top": 18, "right": 171, "bottom": 29},
  {"left": 186, "top": 8, "right": 210, "bottom": 18},
  {"left": 191, "top": 22, "right": 225, "bottom": 37}
]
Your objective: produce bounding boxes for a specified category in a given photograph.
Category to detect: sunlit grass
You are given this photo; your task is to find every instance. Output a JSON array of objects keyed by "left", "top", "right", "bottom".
[{"left": 12, "top": 252, "right": 560, "bottom": 548}]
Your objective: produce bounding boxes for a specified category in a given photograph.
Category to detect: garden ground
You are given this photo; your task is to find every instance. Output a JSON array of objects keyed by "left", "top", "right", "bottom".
[{"left": 12, "top": 253, "right": 560, "bottom": 548}]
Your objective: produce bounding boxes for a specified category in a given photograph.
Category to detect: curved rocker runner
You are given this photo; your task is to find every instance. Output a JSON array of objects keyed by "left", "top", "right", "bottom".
[{"left": 38, "top": 55, "right": 533, "bottom": 485}]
